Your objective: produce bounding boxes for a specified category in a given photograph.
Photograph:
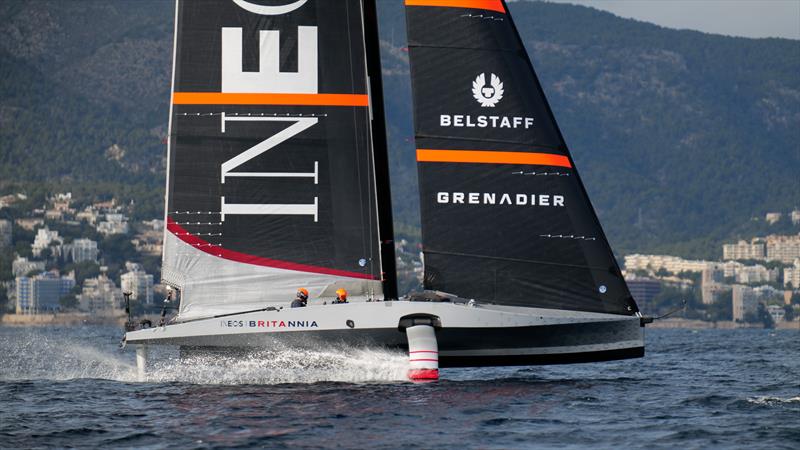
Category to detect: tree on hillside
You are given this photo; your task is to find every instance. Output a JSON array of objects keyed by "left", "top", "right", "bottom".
[
  {"left": 757, "top": 303, "right": 774, "bottom": 329},
  {"left": 708, "top": 291, "right": 733, "bottom": 321},
  {"left": 784, "top": 304, "right": 796, "bottom": 322},
  {"left": 0, "top": 287, "right": 8, "bottom": 313}
]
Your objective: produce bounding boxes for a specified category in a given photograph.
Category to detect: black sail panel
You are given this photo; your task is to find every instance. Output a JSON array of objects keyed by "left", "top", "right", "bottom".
[
  {"left": 405, "top": 0, "right": 637, "bottom": 315},
  {"left": 163, "top": 0, "right": 392, "bottom": 316}
]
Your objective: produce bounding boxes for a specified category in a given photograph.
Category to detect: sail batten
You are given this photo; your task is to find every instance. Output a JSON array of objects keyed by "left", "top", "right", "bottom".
[{"left": 405, "top": 0, "right": 637, "bottom": 315}]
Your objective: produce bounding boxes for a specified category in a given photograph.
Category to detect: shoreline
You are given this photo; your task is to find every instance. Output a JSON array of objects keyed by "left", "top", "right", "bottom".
[
  {"left": 647, "top": 318, "right": 800, "bottom": 330},
  {"left": 0, "top": 312, "right": 127, "bottom": 326}
]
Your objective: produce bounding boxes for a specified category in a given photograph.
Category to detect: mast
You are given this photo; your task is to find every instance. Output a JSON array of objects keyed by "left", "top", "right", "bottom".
[
  {"left": 363, "top": 0, "right": 398, "bottom": 300},
  {"left": 403, "top": 0, "right": 638, "bottom": 315}
]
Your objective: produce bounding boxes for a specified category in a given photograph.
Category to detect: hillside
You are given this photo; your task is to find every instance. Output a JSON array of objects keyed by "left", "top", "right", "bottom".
[{"left": 1, "top": 0, "right": 798, "bottom": 259}]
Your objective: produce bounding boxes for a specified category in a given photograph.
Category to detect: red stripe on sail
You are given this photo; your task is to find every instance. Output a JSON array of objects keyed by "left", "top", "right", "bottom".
[
  {"left": 167, "top": 218, "right": 376, "bottom": 280},
  {"left": 405, "top": 0, "right": 505, "bottom": 13},
  {"left": 416, "top": 149, "right": 572, "bottom": 168},
  {"left": 172, "top": 92, "right": 369, "bottom": 106}
]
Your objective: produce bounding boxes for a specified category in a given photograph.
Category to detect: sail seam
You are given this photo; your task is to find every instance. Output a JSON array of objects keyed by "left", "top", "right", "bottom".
[
  {"left": 414, "top": 133, "right": 564, "bottom": 151},
  {"left": 423, "top": 249, "right": 609, "bottom": 272}
]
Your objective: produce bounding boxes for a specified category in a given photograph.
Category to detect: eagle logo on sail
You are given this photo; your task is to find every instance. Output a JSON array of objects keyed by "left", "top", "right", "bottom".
[{"left": 472, "top": 73, "right": 504, "bottom": 107}]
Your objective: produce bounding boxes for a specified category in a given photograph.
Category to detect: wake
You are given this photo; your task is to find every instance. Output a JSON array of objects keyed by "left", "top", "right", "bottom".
[{"left": 0, "top": 328, "right": 409, "bottom": 384}]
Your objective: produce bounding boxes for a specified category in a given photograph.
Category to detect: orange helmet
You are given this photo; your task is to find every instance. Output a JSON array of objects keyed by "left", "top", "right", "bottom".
[
  {"left": 335, "top": 288, "right": 347, "bottom": 300},
  {"left": 297, "top": 288, "right": 309, "bottom": 300}
]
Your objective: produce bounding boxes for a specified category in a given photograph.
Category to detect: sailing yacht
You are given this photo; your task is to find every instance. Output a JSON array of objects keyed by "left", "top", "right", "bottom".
[{"left": 125, "top": 0, "right": 646, "bottom": 380}]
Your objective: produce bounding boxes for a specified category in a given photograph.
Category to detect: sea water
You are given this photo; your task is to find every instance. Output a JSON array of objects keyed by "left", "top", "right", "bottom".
[{"left": 0, "top": 326, "right": 797, "bottom": 449}]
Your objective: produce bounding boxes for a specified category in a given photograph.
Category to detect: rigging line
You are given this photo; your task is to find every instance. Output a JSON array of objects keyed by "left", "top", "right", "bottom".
[
  {"left": 349, "top": 0, "right": 370, "bottom": 278},
  {"left": 174, "top": 306, "right": 284, "bottom": 324},
  {"left": 654, "top": 299, "right": 687, "bottom": 320},
  {"left": 422, "top": 249, "right": 614, "bottom": 272}
]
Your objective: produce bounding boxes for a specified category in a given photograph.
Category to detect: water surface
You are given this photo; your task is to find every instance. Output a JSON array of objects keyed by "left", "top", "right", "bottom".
[{"left": 1, "top": 326, "right": 797, "bottom": 449}]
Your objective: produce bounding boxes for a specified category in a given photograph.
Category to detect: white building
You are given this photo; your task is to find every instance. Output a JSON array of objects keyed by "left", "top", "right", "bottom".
[
  {"left": 97, "top": 213, "right": 129, "bottom": 235},
  {"left": 765, "top": 234, "right": 800, "bottom": 264},
  {"left": 722, "top": 239, "right": 766, "bottom": 261},
  {"left": 765, "top": 212, "right": 782, "bottom": 225},
  {"left": 31, "top": 227, "right": 62, "bottom": 257},
  {"left": 792, "top": 210, "right": 800, "bottom": 226},
  {"left": 78, "top": 274, "right": 123, "bottom": 312},
  {"left": 624, "top": 254, "right": 715, "bottom": 274},
  {"left": 76, "top": 207, "right": 101, "bottom": 225},
  {"left": 783, "top": 260, "right": 800, "bottom": 289},
  {"left": 11, "top": 256, "right": 45, "bottom": 277},
  {"left": 732, "top": 285, "right": 758, "bottom": 322},
  {"left": 120, "top": 262, "right": 154, "bottom": 305},
  {"left": 0, "top": 219, "right": 11, "bottom": 248},
  {"left": 70, "top": 238, "right": 99, "bottom": 263},
  {"left": 734, "top": 264, "right": 777, "bottom": 284}
]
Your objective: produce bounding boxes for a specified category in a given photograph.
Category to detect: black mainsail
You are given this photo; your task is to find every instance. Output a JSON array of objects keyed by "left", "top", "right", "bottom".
[
  {"left": 162, "top": 0, "right": 395, "bottom": 318},
  {"left": 404, "top": 0, "right": 638, "bottom": 315}
]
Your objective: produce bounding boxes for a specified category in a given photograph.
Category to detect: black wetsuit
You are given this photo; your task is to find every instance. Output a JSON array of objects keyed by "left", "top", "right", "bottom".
[{"left": 290, "top": 298, "right": 306, "bottom": 308}]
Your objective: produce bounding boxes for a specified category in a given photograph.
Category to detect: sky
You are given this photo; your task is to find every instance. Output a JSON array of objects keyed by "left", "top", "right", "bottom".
[{"left": 540, "top": 0, "right": 800, "bottom": 40}]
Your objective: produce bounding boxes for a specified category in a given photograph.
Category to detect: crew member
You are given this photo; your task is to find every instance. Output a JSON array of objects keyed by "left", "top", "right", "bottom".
[
  {"left": 291, "top": 288, "right": 309, "bottom": 308},
  {"left": 333, "top": 288, "right": 348, "bottom": 304}
]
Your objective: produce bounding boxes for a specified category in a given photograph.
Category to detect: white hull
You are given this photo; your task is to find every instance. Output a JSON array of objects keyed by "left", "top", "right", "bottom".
[{"left": 125, "top": 301, "right": 644, "bottom": 367}]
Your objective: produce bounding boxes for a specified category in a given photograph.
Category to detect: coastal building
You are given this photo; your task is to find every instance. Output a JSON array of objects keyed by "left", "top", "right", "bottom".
[
  {"left": 624, "top": 254, "right": 715, "bottom": 274},
  {"left": 624, "top": 275, "right": 661, "bottom": 311},
  {"left": 722, "top": 239, "right": 766, "bottom": 261},
  {"left": 132, "top": 222, "right": 163, "bottom": 256},
  {"left": 69, "top": 238, "right": 99, "bottom": 263},
  {"left": 732, "top": 285, "right": 758, "bottom": 322},
  {"left": 701, "top": 283, "right": 731, "bottom": 305},
  {"left": 120, "top": 262, "right": 154, "bottom": 305},
  {"left": 141, "top": 219, "right": 164, "bottom": 231},
  {"left": 765, "top": 234, "right": 800, "bottom": 264},
  {"left": 31, "top": 227, "right": 62, "bottom": 257},
  {"left": 734, "top": 264, "right": 777, "bottom": 284},
  {"left": 765, "top": 212, "right": 782, "bottom": 225},
  {"left": 784, "top": 260, "right": 800, "bottom": 289},
  {"left": 15, "top": 271, "right": 76, "bottom": 314},
  {"left": 97, "top": 213, "right": 129, "bottom": 235},
  {"left": 701, "top": 267, "right": 724, "bottom": 285},
  {"left": 0, "top": 219, "right": 11, "bottom": 248},
  {"left": 14, "top": 217, "right": 44, "bottom": 231},
  {"left": 792, "top": 210, "right": 800, "bottom": 226},
  {"left": 11, "top": 257, "right": 45, "bottom": 277},
  {"left": 752, "top": 285, "right": 781, "bottom": 300},
  {"left": 0, "top": 194, "right": 22, "bottom": 208},
  {"left": 76, "top": 207, "right": 101, "bottom": 225},
  {"left": 78, "top": 274, "right": 123, "bottom": 312}
]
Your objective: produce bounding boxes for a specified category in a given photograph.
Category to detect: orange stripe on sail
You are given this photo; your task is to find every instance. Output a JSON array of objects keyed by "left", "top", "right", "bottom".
[
  {"left": 172, "top": 92, "right": 369, "bottom": 106},
  {"left": 404, "top": 0, "right": 505, "bottom": 13},
  {"left": 416, "top": 149, "right": 572, "bottom": 168}
]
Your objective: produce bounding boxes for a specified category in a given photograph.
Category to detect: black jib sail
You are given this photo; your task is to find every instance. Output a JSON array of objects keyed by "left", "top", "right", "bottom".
[
  {"left": 404, "top": 0, "right": 638, "bottom": 315},
  {"left": 162, "top": 0, "right": 395, "bottom": 319}
]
